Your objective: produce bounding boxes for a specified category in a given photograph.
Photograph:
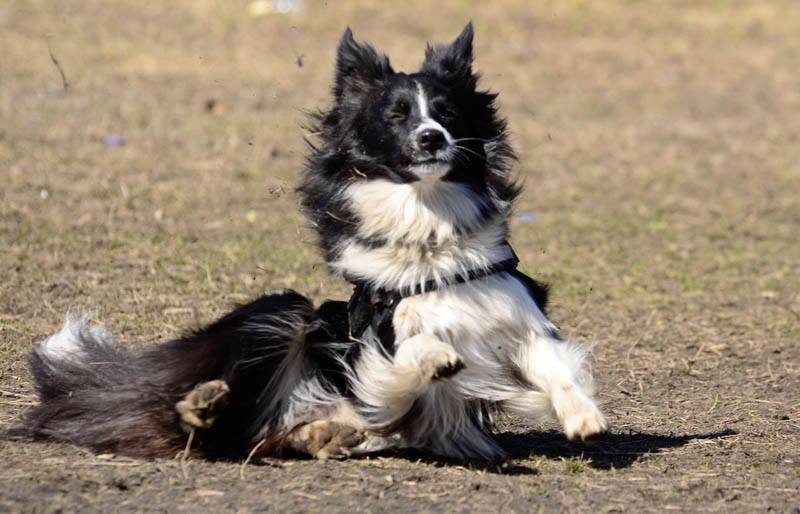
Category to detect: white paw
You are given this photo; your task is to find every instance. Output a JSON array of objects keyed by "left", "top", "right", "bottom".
[
  {"left": 563, "top": 406, "right": 608, "bottom": 442},
  {"left": 420, "top": 348, "right": 465, "bottom": 382}
]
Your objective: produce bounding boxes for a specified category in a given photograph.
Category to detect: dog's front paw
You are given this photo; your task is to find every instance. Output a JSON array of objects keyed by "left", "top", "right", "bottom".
[
  {"left": 176, "top": 380, "right": 230, "bottom": 431},
  {"left": 285, "top": 420, "right": 364, "bottom": 460},
  {"left": 563, "top": 406, "right": 608, "bottom": 442},
  {"left": 420, "top": 349, "right": 465, "bottom": 382}
]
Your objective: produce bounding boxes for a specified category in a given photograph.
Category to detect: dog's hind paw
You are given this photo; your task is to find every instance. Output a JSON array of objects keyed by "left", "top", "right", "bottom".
[
  {"left": 176, "top": 380, "right": 230, "bottom": 431},
  {"left": 285, "top": 420, "right": 364, "bottom": 460}
]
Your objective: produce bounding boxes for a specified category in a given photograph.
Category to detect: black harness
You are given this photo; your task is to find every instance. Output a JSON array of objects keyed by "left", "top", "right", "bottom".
[{"left": 345, "top": 244, "right": 520, "bottom": 350}]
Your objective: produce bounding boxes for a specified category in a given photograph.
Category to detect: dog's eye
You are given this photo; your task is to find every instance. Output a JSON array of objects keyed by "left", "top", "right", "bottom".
[
  {"left": 389, "top": 100, "right": 410, "bottom": 122},
  {"left": 439, "top": 109, "right": 457, "bottom": 122},
  {"left": 432, "top": 101, "right": 457, "bottom": 122}
]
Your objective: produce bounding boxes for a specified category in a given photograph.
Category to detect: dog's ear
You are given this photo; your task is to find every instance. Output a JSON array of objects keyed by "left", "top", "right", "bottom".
[
  {"left": 421, "top": 22, "right": 476, "bottom": 89},
  {"left": 334, "top": 28, "right": 393, "bottom": 98}
]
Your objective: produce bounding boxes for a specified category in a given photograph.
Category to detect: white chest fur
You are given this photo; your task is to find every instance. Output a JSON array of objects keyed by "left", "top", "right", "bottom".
[
  {"left": 332, "top": 179, "right": 513, "bottom": 294},
  {"left": 392, "top": 274, "right": 555, "bottom": 344},
  {"left": 337, "top": 179, "right": 608, "bottom": 457},
  {"left": 393, "top": 274, "right": 557, "bottom": 398}
]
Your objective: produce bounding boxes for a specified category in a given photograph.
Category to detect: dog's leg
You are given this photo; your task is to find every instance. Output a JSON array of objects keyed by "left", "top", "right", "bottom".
[
  {"left": 394, "top": 334, "right": 464, "bottom": 381},
  {"left": 282, "top": 400, "right": 397, "bottom": 459},
  {"left": 350, "top": 334, "right": 464, "bottom": 431},
  {"left": 513, "top": 335, "right": 608, "bottom": 441},
  {"left": 284, "top": 420, "right": 365, "bottom": 460},
  {"left": 175, "top": 380, "right": 230, "bottom": 432}
]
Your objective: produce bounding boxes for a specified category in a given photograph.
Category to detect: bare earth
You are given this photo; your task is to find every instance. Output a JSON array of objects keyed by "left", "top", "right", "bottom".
[{"left": 1, "top": 1, "right": 799, "bottom": 512}]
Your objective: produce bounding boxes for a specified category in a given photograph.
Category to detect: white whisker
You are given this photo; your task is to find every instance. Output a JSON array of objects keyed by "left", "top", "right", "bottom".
[{"left": 455, "top": 144, "right": 485, "bottom": 161}]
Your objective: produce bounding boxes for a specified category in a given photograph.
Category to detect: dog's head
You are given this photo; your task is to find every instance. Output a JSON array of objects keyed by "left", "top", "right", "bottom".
[{"left": 317, "top": 23, "right": 511, "bottom": 187}]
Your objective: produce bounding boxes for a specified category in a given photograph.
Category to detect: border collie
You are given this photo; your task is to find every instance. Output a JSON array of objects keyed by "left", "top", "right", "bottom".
[{"left": 11, "top": 23, "right": 607, "bottom": 461}]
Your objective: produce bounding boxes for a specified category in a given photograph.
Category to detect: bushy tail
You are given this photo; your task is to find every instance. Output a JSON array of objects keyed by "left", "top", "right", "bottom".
[
  {"left": 9, "top": 292, "right": 344, "bottom": 459},
  {"left": 10, "top": 314, "right": 189, "bottom": 458},
  {"left": 30, "top": 314, "right": 129, "bottom": 403}
]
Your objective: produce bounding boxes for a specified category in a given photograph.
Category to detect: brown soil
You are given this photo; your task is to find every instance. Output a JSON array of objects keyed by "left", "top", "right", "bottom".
[{"left": 1, "top": 1, "right": 798, "bottom": 512}]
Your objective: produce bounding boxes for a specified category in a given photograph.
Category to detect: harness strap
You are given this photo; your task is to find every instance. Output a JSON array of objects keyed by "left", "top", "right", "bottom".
[{"left": 346, "top": 243, "right": 519, "bottom": 342}]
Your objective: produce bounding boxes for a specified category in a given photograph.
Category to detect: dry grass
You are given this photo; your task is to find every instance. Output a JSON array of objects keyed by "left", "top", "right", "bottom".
[{"left": 1, "top": 0, "right": 799, "bottom": 512}]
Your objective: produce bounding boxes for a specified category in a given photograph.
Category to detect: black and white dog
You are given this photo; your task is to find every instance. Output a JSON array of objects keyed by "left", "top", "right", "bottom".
[{"left": 13, "top": 24, "right": 607, "bottom": 461}]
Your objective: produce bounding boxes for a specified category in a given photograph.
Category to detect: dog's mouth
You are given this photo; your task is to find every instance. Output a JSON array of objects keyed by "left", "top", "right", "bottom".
[
  {"left": 415, "top": 158, "right": 446, "bottom": 166},
  {"left": 408, "top": 157, "right": 452, "bottom": 179},
  {"left": 408, "top": 157, "right": 452, "bottom": 180}
]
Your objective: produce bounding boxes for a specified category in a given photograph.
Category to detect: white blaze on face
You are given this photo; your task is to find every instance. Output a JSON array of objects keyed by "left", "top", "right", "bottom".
[
  {"left": 415, "top": 82, "right": 454, "bottom": 146},
  {"left": 411, "top": 82, "right": 454, "bottom": 179}
]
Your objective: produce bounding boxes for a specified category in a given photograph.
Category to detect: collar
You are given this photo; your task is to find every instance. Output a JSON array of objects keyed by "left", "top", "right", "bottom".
[
  {"left": 346, "top": 242, "right": 519, "bottom": 342},
  {"left": 394, "top": 242, "right": 519, "bottom": 298},
  {"left": 347, "top": 242, "right": 519, "bottom": 299}
]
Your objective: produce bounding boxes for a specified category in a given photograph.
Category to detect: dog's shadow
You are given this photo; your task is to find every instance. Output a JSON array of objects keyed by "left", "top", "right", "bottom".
[{"left": 391, "top": 429, "right": 737, "bottom": 475}]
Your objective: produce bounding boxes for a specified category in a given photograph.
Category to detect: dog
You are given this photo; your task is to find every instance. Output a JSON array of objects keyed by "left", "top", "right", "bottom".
[{"left": 11, "top": 23, "right": 608, "bottom": 461}]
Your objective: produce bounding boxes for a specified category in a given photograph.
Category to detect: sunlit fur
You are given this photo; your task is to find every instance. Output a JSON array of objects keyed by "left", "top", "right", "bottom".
[
  {"left": 298, "top": 22, "right": 608, "bottom": 458},
  {"left": 12, "top": 24, "right": 607, "bottom": 462}
]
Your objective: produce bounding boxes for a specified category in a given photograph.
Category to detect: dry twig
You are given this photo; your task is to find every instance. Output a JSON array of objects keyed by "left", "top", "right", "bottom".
[
  {"left": 181, "top": 428, "right": 195, "bottom": 480},
  {"left": 239, "top": 438, "right": 268, "bottom": 480},
  {"left": 46, "top": 35, "right": 69, "bottom": 92}
]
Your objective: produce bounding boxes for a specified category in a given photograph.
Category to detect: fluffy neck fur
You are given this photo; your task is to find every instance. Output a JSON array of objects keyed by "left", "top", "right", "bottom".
[
  {"left": 298, "top": 141, "right": 518, "bottom": 292},
  {"left": 332, "top": 179, "right": 512, "bottom": 292},
  {"left": 297, "top": 27, "right": 519, "bottom": 292}
]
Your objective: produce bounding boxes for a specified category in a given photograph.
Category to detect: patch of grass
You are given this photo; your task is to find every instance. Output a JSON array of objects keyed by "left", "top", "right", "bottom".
[{"left": 563, "top": 459, "right": 587, "bottom": 475}]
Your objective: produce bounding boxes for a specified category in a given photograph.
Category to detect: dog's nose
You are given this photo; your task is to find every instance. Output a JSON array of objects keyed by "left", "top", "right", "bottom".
[{"left": 417, "top": 129, "right": 446, "bottom": 153}]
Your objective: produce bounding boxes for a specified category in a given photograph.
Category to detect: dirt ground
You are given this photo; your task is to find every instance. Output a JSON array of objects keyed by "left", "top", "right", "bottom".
[{"left": 1, "top": 1, "right": 799, "bottom": 512}]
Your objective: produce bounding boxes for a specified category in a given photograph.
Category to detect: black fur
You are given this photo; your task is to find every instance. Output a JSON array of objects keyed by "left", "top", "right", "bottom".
[
  {"left": 10, "top": 292, "right": 348, "bottom": 458},
  {"left": 11, "top": 24, "right": 555, "bottom": 461},
  {"left": 298, "top": 22, "right": 519, "bottom": 265}
]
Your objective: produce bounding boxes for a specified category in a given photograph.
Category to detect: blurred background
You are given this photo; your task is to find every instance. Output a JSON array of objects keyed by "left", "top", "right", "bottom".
[
  {"left": 3, "top": 0, "right": 798, "bottom": 338},
  {"left": 1, "top": 1, "right": 798, "bottom": 511}
]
